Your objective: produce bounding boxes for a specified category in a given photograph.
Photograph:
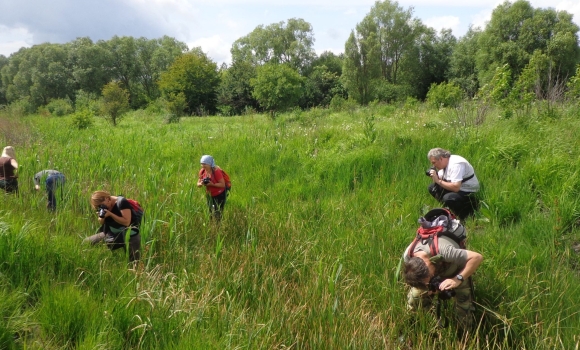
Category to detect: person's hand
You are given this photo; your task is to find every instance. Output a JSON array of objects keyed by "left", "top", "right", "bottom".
[
  {"left": 35, "top": 185, "right": 40, "bottom": 191},
  {"left": 439, "top": 278, "right": 460, "bottom": 291},
  {"left": 429, "top": 170, "right": 440, "bottom": 182}
]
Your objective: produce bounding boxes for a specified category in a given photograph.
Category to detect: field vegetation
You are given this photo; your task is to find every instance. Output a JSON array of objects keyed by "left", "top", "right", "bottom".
[
  {"left": 1, "top": 0, "right": 580, "bottom": 347},
  {"left": 1, "top": 98, "right": 580, "bottom": 349}
]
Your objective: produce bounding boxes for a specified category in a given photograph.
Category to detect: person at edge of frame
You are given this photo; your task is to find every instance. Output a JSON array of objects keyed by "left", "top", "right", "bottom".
[{"left": 0, "top": 146, "right": 19, "bottom": 193}]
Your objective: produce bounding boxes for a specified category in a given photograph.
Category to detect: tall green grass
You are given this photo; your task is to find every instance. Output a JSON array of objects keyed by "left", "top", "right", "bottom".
[{"left": 0, "top": 102, "right": 579, "bottom": 348}]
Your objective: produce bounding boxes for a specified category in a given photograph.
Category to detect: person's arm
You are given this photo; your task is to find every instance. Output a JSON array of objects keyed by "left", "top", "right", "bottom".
[
  {"left": 104, "top": 208, "right": 131, "bottom": 227},
  {"left": 436, "top": 178, "right": 461, "bottom": 192},
  {"left": 439, "top": 250, "right": 483, "bottom": 290},
  {"left": 207, "top": 177, "right": 225, "bottom": 188},
  {"left": 33, "top": 171, "right": 42, "bottom": 190},
  {"left": 197, "top": 169, "right": 205, "bottom": 188},
  {"left": 11, "top": 159, "right": 18, "bottom": 177}
]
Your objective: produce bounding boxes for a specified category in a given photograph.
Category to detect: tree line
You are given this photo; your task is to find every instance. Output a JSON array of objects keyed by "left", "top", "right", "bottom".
[{"left": 0, "top": 0, "right": 579, "bottom": 118}]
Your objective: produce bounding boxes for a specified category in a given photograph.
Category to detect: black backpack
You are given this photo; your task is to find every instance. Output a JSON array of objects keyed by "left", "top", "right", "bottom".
[{"left": 116, "top": 196, "right": 144, "bottom": 229}]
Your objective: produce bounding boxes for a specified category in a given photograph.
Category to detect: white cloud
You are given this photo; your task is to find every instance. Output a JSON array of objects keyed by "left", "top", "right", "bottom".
[
  {"left": 0, "top": 26, "right": 33, "bottom": 57},
  {"left": 190, "top": 35, "right": 231, "bottom": 64},
  {"left": 470, "top": 8, "right": 494, "bottom": 31},
  {"left": 424, "top": 16, "right": 461, "bottom": 34},
  {"left": 555, "top": 1, "right": 580, "bottom": 23}
]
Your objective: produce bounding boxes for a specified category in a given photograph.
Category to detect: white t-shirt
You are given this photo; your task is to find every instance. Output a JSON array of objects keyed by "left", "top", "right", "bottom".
[{"left": 438, "top": 155, "right": 479, "bottom": 193}]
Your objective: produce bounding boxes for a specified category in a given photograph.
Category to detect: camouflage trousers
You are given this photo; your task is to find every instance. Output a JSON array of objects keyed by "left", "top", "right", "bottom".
[{"left": 407, "top": 279, "right": 474, "bottom": 329}]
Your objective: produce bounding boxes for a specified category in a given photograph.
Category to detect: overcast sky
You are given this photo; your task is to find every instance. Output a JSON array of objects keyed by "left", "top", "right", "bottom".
[{"left": 1, "top": 0, "right": 579, "bottom": 65}]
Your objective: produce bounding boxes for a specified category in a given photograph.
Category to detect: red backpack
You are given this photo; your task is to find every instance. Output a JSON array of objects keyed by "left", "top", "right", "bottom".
[
  {"left": 407, "top": 208, "right": 466, "bottom": 258},
  {"left": 215, "top": 166, "right": 231, "bottom": 191}
]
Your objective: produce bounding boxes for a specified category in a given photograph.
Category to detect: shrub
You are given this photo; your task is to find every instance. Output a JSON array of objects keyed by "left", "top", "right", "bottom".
[
  {"left": 329, "top": 96, "right": 358, "bottom": 113},
  {"left": 46, "top": 98, "right": 74, "bottom": 116},
  {"left": 373, "top": 81, "right": 409, "bottom": 103},
  {"left": 75, "top": 90, "right": 100, "bottom": 114},
  {"left": 70, "top": 110, "right": 94, "bottom": 129},
  {"left": 426, "top": 82, "right": 465, "bottom": 108},
  {"left": 100, "top": 82, "right": 130, "bottom": 126},
  {"left": 162, "top": 92, "right": 187, "bottom": 120},
  {"left": 6, "top": 98, "right": 34, "bottom": 117},
  {"left": 164, "top": 113, "right": 181, "bottom": 124},
  {"left": 566, "top": 64, "right": 580, "bottom": 101}
]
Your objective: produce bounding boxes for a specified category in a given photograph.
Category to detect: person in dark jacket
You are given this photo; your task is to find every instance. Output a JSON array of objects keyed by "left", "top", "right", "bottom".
[
  {"left": 0, "top": 146, "right": 18, "bottom": 193},
  {"left": 83, "top": 190, "right": 141, "bottom": 262}
]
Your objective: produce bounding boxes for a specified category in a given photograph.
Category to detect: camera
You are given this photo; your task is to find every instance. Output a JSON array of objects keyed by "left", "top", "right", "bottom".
[
  {"left": 202, "top": 177, "right": 211, "bottom": 185},
  {"left": 428, "top": 276, "right": 456, "bottom": 300},
  {"left": 98, "top": 204, "right": 108, "bottom": 218},
  {"left": 425, "top": 166, "right": 436, "bottom": 177}
]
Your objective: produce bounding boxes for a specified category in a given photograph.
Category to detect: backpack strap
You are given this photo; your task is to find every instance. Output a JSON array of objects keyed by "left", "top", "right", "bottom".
[
  {"left": 408, "top": 233, "right": 440, "bottom": 258},
  {"left": 441, "top": 166, "right": 475, "bottom": 184}
]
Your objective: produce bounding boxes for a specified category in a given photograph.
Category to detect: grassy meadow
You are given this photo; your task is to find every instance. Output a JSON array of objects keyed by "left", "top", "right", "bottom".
[{"left": 1, "top": 101, "right": 580, "bottom": 349}]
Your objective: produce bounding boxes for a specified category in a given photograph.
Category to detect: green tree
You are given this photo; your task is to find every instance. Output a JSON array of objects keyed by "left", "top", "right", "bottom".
[
  {"left": 0, "top": 55, "right": 8, "bottom": 105},
  {"left": 449, "top": 27, "right": 482, "bottom": 97},
  {"left": 301, "top": 65, "right": 346, "bottom": 108},
  {"left": 134, "top": 36, "right": 187, "bottom": 105},
  {"left": 342, "top": 30, "right": 381, "bottom": 105},
  {"left": 309, "top": 51, "right": 344, "bottom": 76},
  {"left": 157, "top": 48, "right": 220, "bottom": 115},
  {"left": 100, "top": 36, "right": 141, "bottom": 108},
  {"left": 478, "top": 64, "right": 512, "bottom": 115},
  {"left": 366, "top": 0, "right": 420, "bottom": 84},
  {"left": 399, "top": 26, "right": 457, "bottom": 99},
  {"left": 216, "top": 60, "right": 259, "bottom": 115},
  {"left": 231, "top": 18, "right": 315, "bottom": 73},
  {"left": 0, "top": 44, "right": 74, "bottom": 109},
  {"left": 100, "top": 81, "right": 130, "bottom": 126},
  {"left": 476, "top": 0, "right": 580, "bottom": 85},
  {"left": 68, "top": 37, "right": 113, "bottom": 97},
  {"left": 250, "top": 63, "right": 303, "bottom": 115}
]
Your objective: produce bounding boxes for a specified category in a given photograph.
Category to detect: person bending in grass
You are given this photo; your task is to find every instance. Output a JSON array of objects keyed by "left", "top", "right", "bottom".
[
  {"left": 403, "top": 235, "right": 483, "bottom": 331},
  {"left": 83, "top": 191, "right": 141, "bottom": 262},
  {"left": 34, "top": 169, "right": 65, "bottom": 211},
  {"left": 197, "top": 155, "right": 227, "bottom": 222},
  {"left": 0, "top": 146, "right": 19, "bottom": 193},
  {"left": 426, "top": 148, "right": 480, "bottom": 221}
]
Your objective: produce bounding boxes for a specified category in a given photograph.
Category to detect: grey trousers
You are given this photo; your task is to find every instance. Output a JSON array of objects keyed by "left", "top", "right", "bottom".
[{"left": 84, "top": 231, "right": 141, "bottom": 262}]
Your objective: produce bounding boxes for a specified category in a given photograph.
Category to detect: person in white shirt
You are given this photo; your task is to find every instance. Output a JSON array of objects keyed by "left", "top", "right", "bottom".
[{"left": 426, "top": 148, "right": 480, "bottom": 220}]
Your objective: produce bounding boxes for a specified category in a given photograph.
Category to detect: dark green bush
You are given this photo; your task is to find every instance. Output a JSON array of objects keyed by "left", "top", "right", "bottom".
[
  {"left": 46, "top": 98, "right": 74, "bottom": 116},
  {"left": 426, "top": 82, "right": 464, "bottom": 108}
]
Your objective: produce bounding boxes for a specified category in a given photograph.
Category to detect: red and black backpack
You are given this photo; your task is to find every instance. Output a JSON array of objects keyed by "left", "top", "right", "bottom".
[{"left": 407, "top": 208, "right": 466, "bottom": 258}]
